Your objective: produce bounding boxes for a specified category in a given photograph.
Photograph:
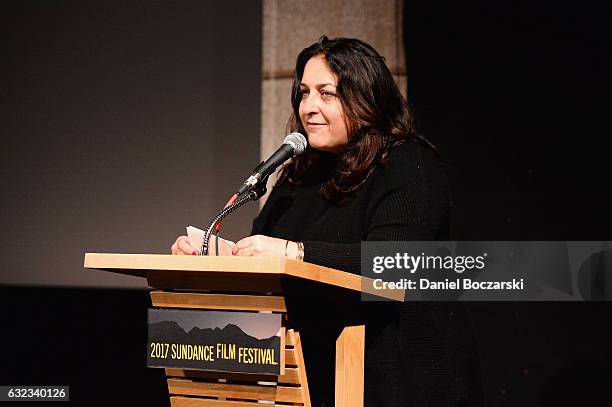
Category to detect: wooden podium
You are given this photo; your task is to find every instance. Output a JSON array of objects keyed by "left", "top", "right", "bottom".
[{"left": 84, "top": 254, "right": 403, "bottom": 407}]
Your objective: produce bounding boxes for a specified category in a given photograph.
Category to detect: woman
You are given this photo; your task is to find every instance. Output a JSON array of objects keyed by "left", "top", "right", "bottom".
[{"left": 172, "top": 36, "right": 480, "bottom": 406}]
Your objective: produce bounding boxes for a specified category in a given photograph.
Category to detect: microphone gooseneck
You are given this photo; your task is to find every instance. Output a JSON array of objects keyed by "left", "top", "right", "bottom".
[{"left": 201, "top": 183, "right": 268, "bottom": 256}]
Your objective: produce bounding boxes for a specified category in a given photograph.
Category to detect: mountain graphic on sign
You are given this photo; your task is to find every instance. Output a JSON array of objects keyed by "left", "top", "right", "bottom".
[{"left": 148, "top": 321, "right": 279, "bottom": 350}]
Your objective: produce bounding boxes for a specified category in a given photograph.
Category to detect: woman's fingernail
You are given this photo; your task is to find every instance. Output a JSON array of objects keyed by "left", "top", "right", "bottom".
[{"left": 192, "top": 250, "right": 197, "bottom": 255}]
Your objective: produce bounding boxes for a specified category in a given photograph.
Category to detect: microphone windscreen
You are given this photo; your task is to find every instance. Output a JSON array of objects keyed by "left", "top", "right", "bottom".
[{"left": 284, "top": 132, "right": 307, "bottom": 155}]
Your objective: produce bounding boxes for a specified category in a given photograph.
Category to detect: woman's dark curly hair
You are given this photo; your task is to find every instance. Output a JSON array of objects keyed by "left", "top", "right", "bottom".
[{"left": 278, "top": 36, "right": 435, "bottom": 204}]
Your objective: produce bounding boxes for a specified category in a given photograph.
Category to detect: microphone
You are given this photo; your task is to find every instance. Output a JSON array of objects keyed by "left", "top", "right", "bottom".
[{"left": 236, "top": 132, "right": 307, "bottom": 195}]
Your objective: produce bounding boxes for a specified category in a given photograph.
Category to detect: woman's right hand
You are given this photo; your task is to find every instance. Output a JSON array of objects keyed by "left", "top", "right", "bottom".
[
  {"left": 171, "top": 236, "right": 199, "bottom": 255},
  {"left": 170, "top": 235, "right": 236, "bottom": 256}
]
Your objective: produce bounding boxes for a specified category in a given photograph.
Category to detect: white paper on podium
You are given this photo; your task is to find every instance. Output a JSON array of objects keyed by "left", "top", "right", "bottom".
[
  {"left": 186, "top": 225, "right": 205, "bottom": 250},
  {"left": 186, "top": 225, "right": 235, "bottom": 254}
]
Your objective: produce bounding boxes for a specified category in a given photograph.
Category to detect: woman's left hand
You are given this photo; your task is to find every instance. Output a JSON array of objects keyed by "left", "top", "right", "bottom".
[{"left": 233, "top": 235, "right": 286, "bottom": 257}]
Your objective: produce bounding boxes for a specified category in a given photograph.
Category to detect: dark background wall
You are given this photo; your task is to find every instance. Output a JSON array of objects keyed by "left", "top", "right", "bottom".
[
  {"left": 1, "top": 0, "right": 261, "bottom": 287},
  {"left": 403, "top": 0, "right": 611, "bottom": 405},
  {"left": 404, "top": 0, "right": 610, "bottom": 240},
  {"left": 1, "top": 1, "right": 611, "bottom": 406}
]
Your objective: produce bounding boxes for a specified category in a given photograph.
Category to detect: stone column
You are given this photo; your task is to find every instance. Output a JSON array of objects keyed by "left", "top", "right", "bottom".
[{"left": 260, "top": 0, "right": 406, "bottom": 204}]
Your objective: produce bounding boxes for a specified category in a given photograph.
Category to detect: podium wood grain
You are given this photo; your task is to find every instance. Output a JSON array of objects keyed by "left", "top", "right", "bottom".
[
  {"left": 335, "top": 326, "right": 365, "bottom": 407},
  {"left": 84, "top": 253, "right": 404, "bottom": 301}
]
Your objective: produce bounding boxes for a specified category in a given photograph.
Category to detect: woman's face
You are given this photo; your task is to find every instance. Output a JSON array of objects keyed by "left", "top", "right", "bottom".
[{"left": 299, "top": 56, "right": 349, "bottom": 153}]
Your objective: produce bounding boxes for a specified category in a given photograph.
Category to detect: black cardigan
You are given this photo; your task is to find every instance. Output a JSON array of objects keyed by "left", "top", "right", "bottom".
[
  {"left": 252, "top": 141, "right": 450, "bottom": 272},
  {"left": 252, "top": 141, "right": 481, "bottom": 407}
]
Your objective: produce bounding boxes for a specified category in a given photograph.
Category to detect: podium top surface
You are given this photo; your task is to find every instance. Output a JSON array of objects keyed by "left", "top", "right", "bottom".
[{"left": 84, "top": 253, "right": 404, "bottom": 301}]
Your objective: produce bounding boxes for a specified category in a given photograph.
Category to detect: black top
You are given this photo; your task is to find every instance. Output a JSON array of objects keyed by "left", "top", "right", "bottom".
[
  {"left": 253, "top": 141, "right": 450, "bottom": 272},
  {"left": 252, "top": 141, "right": 481, "bottom": 407}
]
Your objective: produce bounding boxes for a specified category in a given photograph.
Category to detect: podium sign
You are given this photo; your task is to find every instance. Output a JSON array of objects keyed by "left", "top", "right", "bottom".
[{"left": 147, "top": 308, "right": 283, "bottom": 375}]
